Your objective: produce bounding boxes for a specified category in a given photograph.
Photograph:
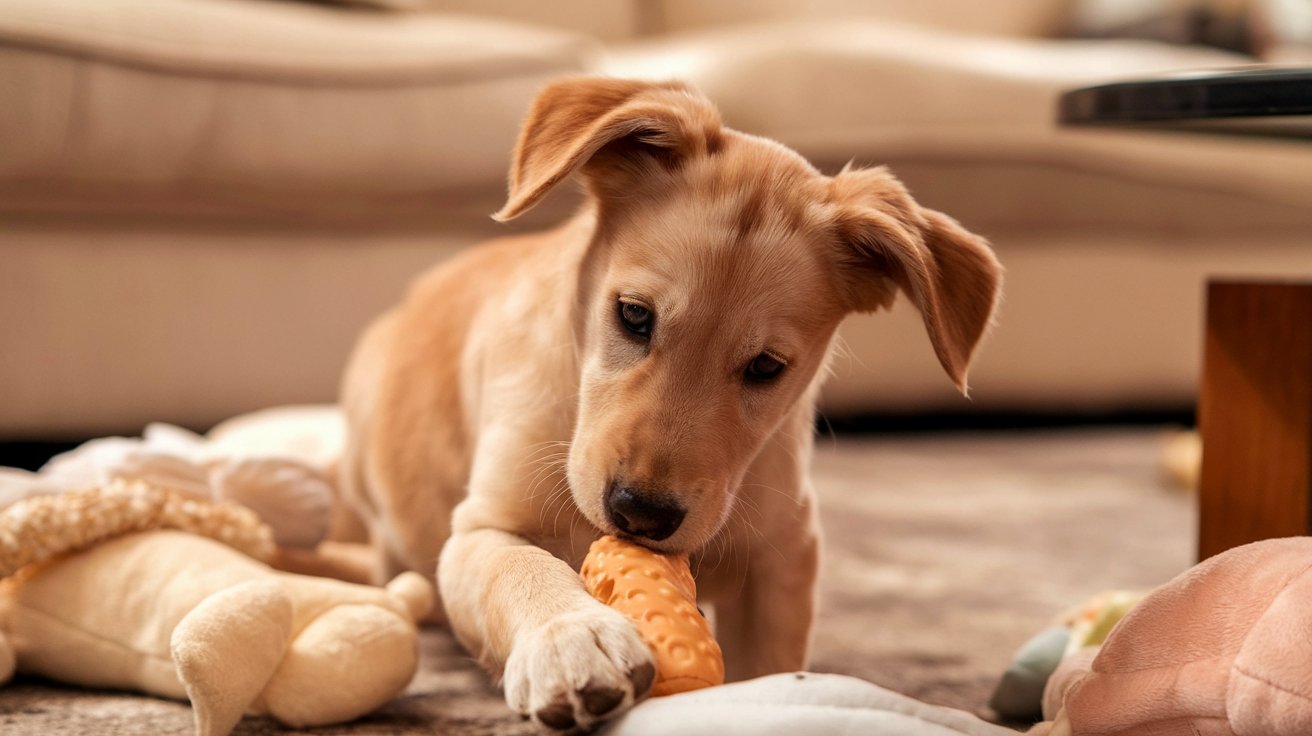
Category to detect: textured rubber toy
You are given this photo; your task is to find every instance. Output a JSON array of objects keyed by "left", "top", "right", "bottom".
[{"left": 581, "top": 535, "right": 724, "bottom": 696}]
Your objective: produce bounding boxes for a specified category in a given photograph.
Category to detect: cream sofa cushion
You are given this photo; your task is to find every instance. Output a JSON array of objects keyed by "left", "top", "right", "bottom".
[
  {"left": 0, "top": 0, "right": 599, "bottom": 217},
  {"left": 606, "top": 20, "right": 1312, "bottom": 233},
  {"left": 420, "top": 0, "right": 648, "bottom": 41},
  {"left": 0, "top": 217, "right": 485, "bottom": 436},
  {"left": 651, "top": 0, "right": 1073, "bottom": 38}
]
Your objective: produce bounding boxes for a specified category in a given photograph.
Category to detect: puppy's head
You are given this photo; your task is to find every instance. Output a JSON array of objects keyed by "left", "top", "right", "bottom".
[{"left": 497, "top": 78, "right": 1001, "bottom": 553}]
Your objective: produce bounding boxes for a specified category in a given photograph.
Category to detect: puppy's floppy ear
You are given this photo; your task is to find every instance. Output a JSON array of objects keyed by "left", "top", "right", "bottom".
[
  {"left": 493, "top": 76, "right": 722, "bottom": 221},
  {"left": 829, "top": 166, "right": 1002, "bottom": 394}
]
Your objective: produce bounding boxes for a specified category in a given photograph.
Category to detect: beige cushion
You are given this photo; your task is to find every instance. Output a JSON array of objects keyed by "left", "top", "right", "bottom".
[
  {"left": 421, "top": 0, "right": 648, "bottom": 41},
  {"left": 0, "top": 0, "right": 599, "bottom": 217},
  {"left": 0, "top": 217, "right": 483, "bottom": 436},
  {"left": 609, "top": 19, "right": 1244, "bottom": 135},
  {"left": 606, "top": 20, "right": 1312, "bottom": 233},
  {"left": 309, "top": 0, "right": 430, "bottom": 11},
  {"left": 651, "top": 0, "right": 1073, "bottom": 38}
]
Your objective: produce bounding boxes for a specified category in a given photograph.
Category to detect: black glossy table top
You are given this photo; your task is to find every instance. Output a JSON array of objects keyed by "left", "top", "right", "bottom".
[{"left": 1058, "top": 67, "right": 1312, "bottom": 137}]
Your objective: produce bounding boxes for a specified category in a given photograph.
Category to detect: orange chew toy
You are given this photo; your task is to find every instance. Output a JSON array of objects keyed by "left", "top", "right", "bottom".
[{"left": 581, "top": 535, "right": 724, "bottom": 696}]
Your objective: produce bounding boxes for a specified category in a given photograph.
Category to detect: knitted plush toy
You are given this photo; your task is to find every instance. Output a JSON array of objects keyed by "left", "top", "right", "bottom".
[{"left": 0, "top": 479, "right": 434, "bottom": 736}]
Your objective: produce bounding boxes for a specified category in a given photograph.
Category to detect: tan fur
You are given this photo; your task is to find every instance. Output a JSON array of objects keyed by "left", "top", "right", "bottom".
[{"left": 339, "top": 77, "right": 1002, "bottom": 731}]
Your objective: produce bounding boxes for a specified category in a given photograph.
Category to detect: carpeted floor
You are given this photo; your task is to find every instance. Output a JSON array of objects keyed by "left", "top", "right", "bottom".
[{"left": 0, "top": 428, "right": 1195, "bottom": 735}]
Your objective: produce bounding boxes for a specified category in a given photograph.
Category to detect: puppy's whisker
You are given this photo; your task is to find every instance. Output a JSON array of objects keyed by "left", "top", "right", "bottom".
[
  {"left": 714, "top": 507, "right": 752, "bottom": 599},
  {"left": 521, "top": 457, "right": 567, "bottom": 490},
  {"left": 527, "top": 453, "right": 570, "bottom": 527},
  {"left": 815, "top": 410, "right": 839, "bottom": 449},
  {"left": 520, "top": 441, "right": 571, "bottom": 467},
  {"left": 544, "top": 478, "right": 574, "bottom": 534},
  {"left": 566, "top": 502, "right": 588, "bottom": 556},
  {"left": 522, "top": 438, "right": 571, "bottom": 453},
  {"left": 524, "top": 455, "right": 569, "bottom": 502},
  {"left": 522, "top": 445, "right": 568, "bottom": 465},
  {"left": 724, "top": 525, "right": 738, "bottom": 577},
  {"left": 524, "top": 455, "right": 565, "bottom": 486},
  {"left": 830, "top": 333, "right": 865, "bottom": 375},
  {"left": 737, "top": 482, "right": 798, "bottom": 505},
  {"left": 729, "top": 490, "right": 787, "bottom": 565}
]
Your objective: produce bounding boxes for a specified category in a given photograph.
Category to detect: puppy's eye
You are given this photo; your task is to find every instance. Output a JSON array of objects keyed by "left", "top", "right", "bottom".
[
  {"left": 745, "top": 353, "right": 785, "bottom": 381},
  {"left": 618, "top": 301, "right": 652, "bottom": 337}
]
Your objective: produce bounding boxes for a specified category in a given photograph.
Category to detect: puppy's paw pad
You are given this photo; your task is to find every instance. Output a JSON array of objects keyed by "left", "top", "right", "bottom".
[
  {"left": 628, "top": 662, "right": 655, "bottom": 698},
  {"left": 535, "top": 699, "right": 576, "bottom": 731},
  {"left": 580, "top": 681, "right": 624, "bottom": 716}
]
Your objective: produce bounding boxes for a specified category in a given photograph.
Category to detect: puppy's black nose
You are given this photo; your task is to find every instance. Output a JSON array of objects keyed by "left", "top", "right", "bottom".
[{"left": 605, "top": 485, "right": 685, "bottom": 541}]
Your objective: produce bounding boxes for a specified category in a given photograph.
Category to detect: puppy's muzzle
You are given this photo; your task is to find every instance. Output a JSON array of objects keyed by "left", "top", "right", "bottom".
[{"left": 605, "top": 484, "right": 685, "bottom": 542}]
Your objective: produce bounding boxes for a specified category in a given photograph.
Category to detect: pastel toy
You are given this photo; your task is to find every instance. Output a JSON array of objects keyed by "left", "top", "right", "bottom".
[
  {"left": 1033, "top": 538, "right": 1312, "bottom": 736},
  {"left": 0, "top": 479, "right": 434, "bottom": 736},
  {"left": 1056, "top": 590, "right": 1144, "bottom": 657},
  {"left": 989, "top": 590, "right": 1145, "bottom": 721},
  {"left": 581, "top": 535, "right": 724, "bottom": 696},
  {"left": 988, "top": 626, "right": 1069, "bottom": 721}
]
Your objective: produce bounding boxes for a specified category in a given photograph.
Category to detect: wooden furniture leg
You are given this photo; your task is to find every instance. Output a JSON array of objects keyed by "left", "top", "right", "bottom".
[{"left": 1198, "top": 281, "right": 1312, "bottom": 561}]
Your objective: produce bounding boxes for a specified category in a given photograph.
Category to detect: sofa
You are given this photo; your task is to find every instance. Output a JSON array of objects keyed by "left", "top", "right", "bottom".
[{"left": 2, "top": 0, "right": 1310, "bottom": 438}]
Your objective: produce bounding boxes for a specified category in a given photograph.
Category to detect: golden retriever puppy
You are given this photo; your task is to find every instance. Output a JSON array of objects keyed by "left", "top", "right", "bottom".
[{"left": 339, "top": 77, "right": 1001, "bottom": 732}]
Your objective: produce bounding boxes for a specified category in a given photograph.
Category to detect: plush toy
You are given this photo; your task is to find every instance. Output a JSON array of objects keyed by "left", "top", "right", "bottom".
[
  {"left": 989, "top": 590, "right": 1145, "bottom": 721},
  {"left": 1032, "top": 537, "right": 1312, "bottom": 736},
  {"left": 988, "top": 626, "right": 1069, "bottom": 722},
  {"left": 581, "top": 535, "right": 724, "bottom": 696},
  {"left": 0, "top": 479, "right": 434, "bottom": 736},
  {"left": 0, "top": 411, "right": 342, "bottom": 550}
]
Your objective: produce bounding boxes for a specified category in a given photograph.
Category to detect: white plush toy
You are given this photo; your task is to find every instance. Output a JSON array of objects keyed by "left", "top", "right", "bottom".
[
  {"left": 0, "top": 479, "right": 433, "bottom": 736},
  {"left": 0, "top": 406, "right": 344, "bottom": 549}
]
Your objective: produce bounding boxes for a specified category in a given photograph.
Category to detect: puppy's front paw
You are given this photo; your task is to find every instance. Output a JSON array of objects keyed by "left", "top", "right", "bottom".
[{"left": 503, "top": 606, "right": 655, "bottom": 733}]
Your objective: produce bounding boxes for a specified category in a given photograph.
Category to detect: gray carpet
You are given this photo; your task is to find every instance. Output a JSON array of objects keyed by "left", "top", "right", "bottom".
[{"left": 0, "top": 428, "right": 1195, "bottom": 734}]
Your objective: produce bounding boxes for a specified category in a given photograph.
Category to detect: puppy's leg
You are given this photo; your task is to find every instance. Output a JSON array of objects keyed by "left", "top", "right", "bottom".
[
  {"left": 713, "top": 508, "right": 819, "bottom": 681},
  {"left": 339, "top": 309, "right": 462, "bottom": 624},
  {"left": 440, "top": 518, "right": 655, "bottom": 732}
]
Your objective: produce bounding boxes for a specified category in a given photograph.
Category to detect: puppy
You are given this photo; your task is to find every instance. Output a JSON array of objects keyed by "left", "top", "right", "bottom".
[{"left": 339, "top": 77, "right": 1001, "bottom": 731}]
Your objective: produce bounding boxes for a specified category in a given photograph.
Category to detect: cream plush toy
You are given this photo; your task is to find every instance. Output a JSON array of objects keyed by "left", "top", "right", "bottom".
[{"left": 0, "top": 479, "right": 434, "bottom": 736}]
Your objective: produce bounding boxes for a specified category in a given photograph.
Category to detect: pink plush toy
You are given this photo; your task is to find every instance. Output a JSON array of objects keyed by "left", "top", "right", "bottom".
[{"left": 1035, "top": 537, "right": 1312, "bottom": 736}]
